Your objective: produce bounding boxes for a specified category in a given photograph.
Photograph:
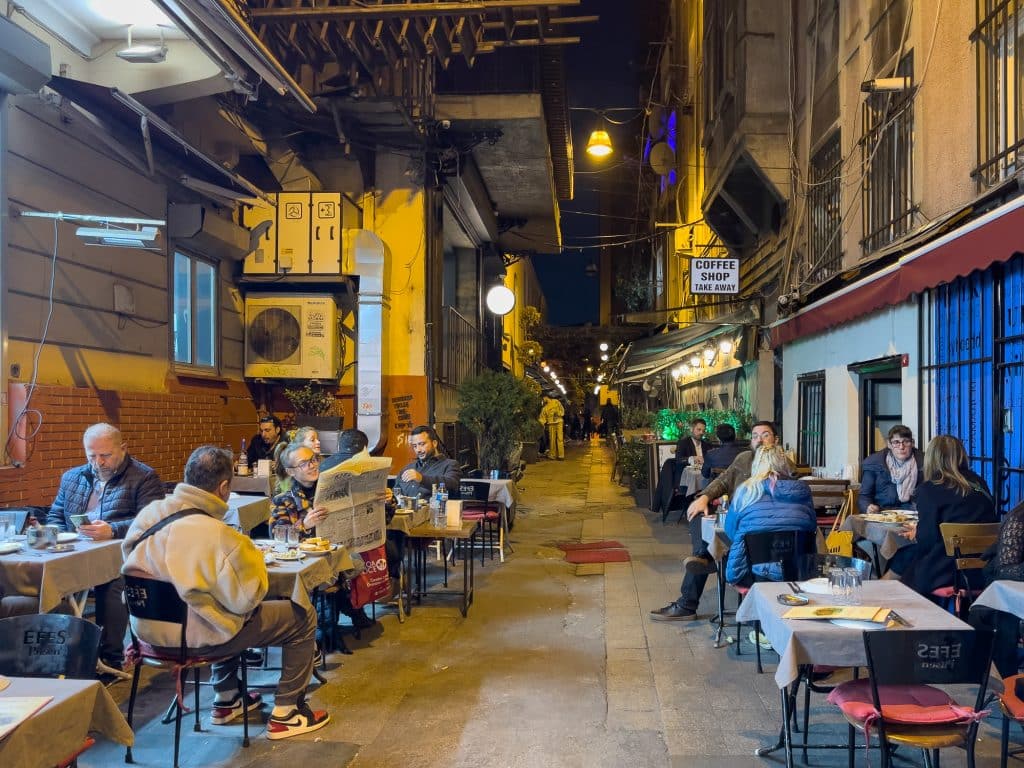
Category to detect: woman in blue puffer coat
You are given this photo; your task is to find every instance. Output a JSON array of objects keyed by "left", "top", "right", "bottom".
[{"left": 724, "top": 445, "right": 818, "bottom": 584}]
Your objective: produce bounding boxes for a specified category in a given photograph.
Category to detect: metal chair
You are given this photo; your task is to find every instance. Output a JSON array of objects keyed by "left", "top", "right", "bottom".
[
  {"left": 458, "top": 480, "right": 504, "bottom": 564},
  {"left": 831, "top": 629, "right": 994, "bottom": 768},
  {"left": 123, "top": 575, "right": 253, "bottom": 767},
  {"left": 0, "top": 613, "right": 101, "bottom": 678},
  {"left": 732, "top": 529, "right": 817, "bottom": 672},
  {"left": 0, "top": 614, "right": 102, "bottom": 767}
]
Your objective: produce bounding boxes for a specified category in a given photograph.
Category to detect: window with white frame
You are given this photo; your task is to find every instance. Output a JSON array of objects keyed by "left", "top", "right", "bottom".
[
  {"left": 974, "top": 0, "right": 1024, "bottom": 186},
  {"left": 172, "top": 250, "right": 217, "bottom": 370}
]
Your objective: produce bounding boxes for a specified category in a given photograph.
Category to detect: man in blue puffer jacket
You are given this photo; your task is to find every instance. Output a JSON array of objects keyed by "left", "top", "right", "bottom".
[
  {"left": 47, "top": 423, "right": 164, "bottom": 668},
  {"left": 724, "top": 446, "right": 817, "bottom": 584}
]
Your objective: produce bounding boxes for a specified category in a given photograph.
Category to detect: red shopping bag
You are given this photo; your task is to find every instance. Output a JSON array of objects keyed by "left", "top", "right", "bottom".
[{"left": 348, "top": 545, "right": 390, "bottom": 608}]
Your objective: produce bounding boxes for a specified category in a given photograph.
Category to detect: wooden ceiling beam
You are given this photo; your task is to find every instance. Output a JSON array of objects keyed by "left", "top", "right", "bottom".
[
  {"left": 250, "top": 1, "right": 580, "bottom": 23},
  {"left": 482, "top": 15, "right": 598, "bottom": 30}
]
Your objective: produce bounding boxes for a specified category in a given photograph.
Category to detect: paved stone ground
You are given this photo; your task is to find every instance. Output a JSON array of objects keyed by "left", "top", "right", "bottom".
[{"left": 83, "top": 441, "right": 1011, "bottom": 767}]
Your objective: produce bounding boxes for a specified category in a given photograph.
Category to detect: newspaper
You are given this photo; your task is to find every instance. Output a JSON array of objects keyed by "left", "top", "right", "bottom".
[{"left": 313, "top": 455, "right": 392, "bottom": 553}]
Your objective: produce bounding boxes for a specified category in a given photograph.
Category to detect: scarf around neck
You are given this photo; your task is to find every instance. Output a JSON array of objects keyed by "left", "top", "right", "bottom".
[{"left": 886, "top": 451, "right": 918, "bottom": 503}]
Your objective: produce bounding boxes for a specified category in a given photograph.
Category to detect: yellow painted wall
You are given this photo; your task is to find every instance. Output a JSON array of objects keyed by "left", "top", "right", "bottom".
[{"left": 372, "top": 153, "right": 427, "bottom": 380}]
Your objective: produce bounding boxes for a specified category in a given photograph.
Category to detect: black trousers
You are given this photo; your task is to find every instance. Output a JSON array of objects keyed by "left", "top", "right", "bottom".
[{"left": 969, "top": 604, "right": 1021, "bottom": 677}]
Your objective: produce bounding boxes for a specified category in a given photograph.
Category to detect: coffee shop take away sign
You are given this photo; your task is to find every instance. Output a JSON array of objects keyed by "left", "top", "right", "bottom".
[{"left": 689, "top": 257, "right": 740, "bottom": 295}]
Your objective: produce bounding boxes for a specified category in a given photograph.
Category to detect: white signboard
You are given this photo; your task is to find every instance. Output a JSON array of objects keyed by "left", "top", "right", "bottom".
[{"left": 690, "top": 257, "right": 740, "bottom": 294}]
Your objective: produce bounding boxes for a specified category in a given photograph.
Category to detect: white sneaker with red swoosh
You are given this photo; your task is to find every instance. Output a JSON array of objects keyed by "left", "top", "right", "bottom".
[{"left": 266, "top": 699, "right": 330, "bottom": 740}]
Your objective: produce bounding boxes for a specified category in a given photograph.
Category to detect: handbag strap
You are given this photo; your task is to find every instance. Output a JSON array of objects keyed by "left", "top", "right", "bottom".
[
  {"left": 830, "top": 490, "right": 854, "bottom": 535},
  {"left": 126, "top": 508, "right": 206, "bottom": 553}
]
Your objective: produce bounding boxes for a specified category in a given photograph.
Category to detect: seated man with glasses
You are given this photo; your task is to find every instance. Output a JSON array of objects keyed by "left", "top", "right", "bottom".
[{"left": 858, "top": 425, "right": 924, "bottom": 513}]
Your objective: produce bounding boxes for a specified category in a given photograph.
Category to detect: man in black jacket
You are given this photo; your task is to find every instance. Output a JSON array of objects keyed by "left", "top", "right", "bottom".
[
  {"left": 395, "top": 425, "right": 461, "bottom": 499},
  {"left": 47, "top": 423, "right": 164, "bottom": 667},
  {"left": 674, "top": 417, "right": 713, "bottom": 465},
  {"left": 246, "top": 415, "right": 288, "bottom": 467}
]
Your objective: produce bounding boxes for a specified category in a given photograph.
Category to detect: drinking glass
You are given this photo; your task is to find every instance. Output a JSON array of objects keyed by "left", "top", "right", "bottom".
[
  {"left": 844, "top": 567, "right": 863, "bottom": 605},
  {"left": 828, "top": 568, "right": 848, "bottom": 605},
  {"left": 273, "top": 525, "right": 289, "bottom": 551},
  {"left": 287, "top": 525, "right": 301, "bottom": 548},
  {"left": 0, "top": 513, "right": 12, "bottom": 542}
]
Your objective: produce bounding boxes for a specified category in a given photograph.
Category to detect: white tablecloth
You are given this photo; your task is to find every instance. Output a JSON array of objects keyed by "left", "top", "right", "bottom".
[
  {"left": 973, "top": 579, "right": 1024, "bottom": 618},
  {"left": 0, "top": 539, "right": 123, "bottom": 613},
  {"left": 735, "top": 580, "right": 970, "bottom": 688}
]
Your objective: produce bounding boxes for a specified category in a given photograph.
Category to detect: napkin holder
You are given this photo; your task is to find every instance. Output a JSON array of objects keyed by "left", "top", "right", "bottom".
[{"left": 445, "top": 500, "right": 463, "bottom": 528}]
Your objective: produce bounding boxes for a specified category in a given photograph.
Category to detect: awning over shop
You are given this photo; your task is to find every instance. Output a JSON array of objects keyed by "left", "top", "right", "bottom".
[
  {"left": 47, "top": 76, "right": 272, "bottom": 204},
  {"left": 613, "top": 308, "right": 755, "bottom": 384},
  {"left": 771, "top": 192, "right": 1024, "bottom": 347}
]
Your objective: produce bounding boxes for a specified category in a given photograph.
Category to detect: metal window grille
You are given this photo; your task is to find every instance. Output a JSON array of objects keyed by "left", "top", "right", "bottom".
[
  {"left": 860, "top": 56, "right": 915, "bottom": 254},
  {"left": 973, "top": 0, "right": 1024, "bottom": 186},
  {"left": 797, "top": 372, "right": 826, "bottom": 467},
  {"left": 807, "top": 132, "right": 842, "bottom": 284},
  {"left": 440, "top": 306, "right": 482, "bottom": 388}
]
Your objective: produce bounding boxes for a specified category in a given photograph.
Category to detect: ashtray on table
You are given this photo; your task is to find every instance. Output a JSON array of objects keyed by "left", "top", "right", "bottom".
[{"left": 46, "top": 543, "right": 76, "bottom": 553}]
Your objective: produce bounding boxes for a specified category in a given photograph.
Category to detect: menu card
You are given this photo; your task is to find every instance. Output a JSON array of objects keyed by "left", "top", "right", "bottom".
[
  {"left": 782, "top": 605, "right": 890, "bottom": 622},
  {"left": 0, "top": 696, "right": 52, "bottom": 741}
]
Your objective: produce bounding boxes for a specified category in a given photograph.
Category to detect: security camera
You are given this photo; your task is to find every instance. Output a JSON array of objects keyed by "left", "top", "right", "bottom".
[{"left": 438, "top": 119, "right": 451, "bottom": 130}]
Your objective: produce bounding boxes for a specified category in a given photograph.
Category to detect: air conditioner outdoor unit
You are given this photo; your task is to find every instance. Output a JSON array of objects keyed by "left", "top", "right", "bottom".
[{"left": 244, "top": 294, "right": 339, "bottom": 379}]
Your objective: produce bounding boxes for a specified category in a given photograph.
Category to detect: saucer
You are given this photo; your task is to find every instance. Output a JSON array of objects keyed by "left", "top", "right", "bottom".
[
  {"left": 57, "top": 532, "right": 79, "bottom": 543},
  {"left": 0, "top": 542, "right": 22, "bottom": 555}
]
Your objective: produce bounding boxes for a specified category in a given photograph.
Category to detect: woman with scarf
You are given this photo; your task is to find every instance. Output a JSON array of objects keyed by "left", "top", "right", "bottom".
[
  {"left": 858, "top": 425, "right": 923, "bottom": 514},
  {"left": 889, "top": 435, "right": 997, "bottom": 593}
]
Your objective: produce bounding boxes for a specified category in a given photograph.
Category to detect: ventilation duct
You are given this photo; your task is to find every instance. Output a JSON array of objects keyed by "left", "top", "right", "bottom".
[
  {"left": 168, "top": 203, "right": 251, "bottom": 261},
  {"left": 352, "top": 230, "right": 388, "bottom": 454}
]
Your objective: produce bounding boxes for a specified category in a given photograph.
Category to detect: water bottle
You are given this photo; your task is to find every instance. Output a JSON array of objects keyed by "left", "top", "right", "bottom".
[
  {"left": 236, "top": 438, "right": 249, "bottom": 476},
  {"left": 438, "top": 483, "right": 449, "bottom": 527},
  {"left": 429, "top": 484, "right": 440, "bottom": 526}
]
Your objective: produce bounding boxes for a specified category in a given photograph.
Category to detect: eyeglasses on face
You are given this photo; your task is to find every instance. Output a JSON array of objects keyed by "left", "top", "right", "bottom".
[
  {"left": 889, "top": 439, "right": 913, "bottom": 447},
  {"left": 289, "top": 455, "right": 321, "bottom": 470}
]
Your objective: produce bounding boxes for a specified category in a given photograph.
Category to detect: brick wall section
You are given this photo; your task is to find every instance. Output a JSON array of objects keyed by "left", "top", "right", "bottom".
[{"left": 0, "top": 385, "right": 224, "bottom": 507}]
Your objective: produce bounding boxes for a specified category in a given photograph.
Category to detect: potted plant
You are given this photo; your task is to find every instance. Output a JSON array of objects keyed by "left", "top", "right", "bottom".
[
  {"left": 617, "top": 438, "right": 651, "bottom": 508},
  {"left": 458, "top": 370, "right": 542, "bottom": 474},
  {"left": 283, "top": 383, "right": 342, "bottom": 432}
]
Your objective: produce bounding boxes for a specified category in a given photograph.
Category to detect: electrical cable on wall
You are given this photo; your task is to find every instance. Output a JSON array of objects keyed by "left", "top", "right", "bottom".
[{"left": 4, "top": 219, "right": 58, "bottom": 466}]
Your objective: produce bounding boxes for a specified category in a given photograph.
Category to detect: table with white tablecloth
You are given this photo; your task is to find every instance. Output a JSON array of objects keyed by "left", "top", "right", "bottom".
[
  {"left": 973, "top": 579, "right": 1024, "bottom": 617},
  {"left": 0, "top": 676, "right": 133, "bottom": 768},
  {"left": 735, "top": 580, "right": 970, "bottom": 768},
  {"left": 0, "top": 539, "right": 123, "bottom": 615}
]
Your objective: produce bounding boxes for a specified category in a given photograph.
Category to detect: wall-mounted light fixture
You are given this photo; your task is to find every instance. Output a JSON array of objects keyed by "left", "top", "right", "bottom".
[
  {"left": 860, "top": 76, "right": 912, "bottom": 93},
  {"left": 585, "top": 129, "right": 613, "bottom": 158},
  {"left": 719, "top": 337, "right": 734, "bottom": 355},
  {"left": 485, "top": 282, "right": 516, "bottom": 315},
  {"left": 599, "top": 342, "right": 609, "bottom": 352},
  {"left": 689, "top": 352, "right": 701, "bottom": 368},
  {"left": 116, "top": 25, "right": 168, "bottom": 64},
  {"left": 19, "top": 210, "right": 166, "bottom": 250}
]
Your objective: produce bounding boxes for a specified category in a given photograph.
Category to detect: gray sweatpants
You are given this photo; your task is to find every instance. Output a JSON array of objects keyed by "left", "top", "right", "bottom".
[{"left": 195, "top": 600, "right": 317, "bottom": 707}]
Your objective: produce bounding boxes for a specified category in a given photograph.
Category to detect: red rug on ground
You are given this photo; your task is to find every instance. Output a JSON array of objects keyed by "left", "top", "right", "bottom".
[
  {"left": 556, "top": 540, "right": 624, "bottom": 551},
  {"left": 564, "top": 548, "right": 631, "bottom": 564}
]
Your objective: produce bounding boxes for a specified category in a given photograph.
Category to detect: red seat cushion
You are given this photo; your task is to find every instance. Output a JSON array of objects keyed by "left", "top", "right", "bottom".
[
  {"left": 733, "top": 585, "right": 750, "bottom": 596},
  {"left": 827, "top": 678, "right": 976, "bottom": 725},
  {"left": 931, "top": 586, "right": 958, "bottom": 598},
  {"left": 1000, "top": 674, "right": 1024, "bottom": 720}
]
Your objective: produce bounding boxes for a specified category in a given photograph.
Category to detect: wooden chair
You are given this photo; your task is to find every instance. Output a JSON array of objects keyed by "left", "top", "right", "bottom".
[
  {"left": 802, "top": 478, "right": 851, "bottom": 515},
  {"left": 934, "top": 522, "right": 1001, "bottom": 616},
  {"left": 123, "top": 575, "right": 254, "bottom": 767},
  {"left": 830, "top": 629, "right": 994, "bottom": 768},
  {"left": 732, "top": 529, "right": 818, "bottom": 672},
  {"left": 998, "top": 673, "right": 1024, "bottom": 768}
]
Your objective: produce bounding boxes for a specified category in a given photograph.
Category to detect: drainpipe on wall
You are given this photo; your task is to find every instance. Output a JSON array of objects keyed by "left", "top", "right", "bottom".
[{"left": 352, "top": 229, "right": 388, "bottom": 453}]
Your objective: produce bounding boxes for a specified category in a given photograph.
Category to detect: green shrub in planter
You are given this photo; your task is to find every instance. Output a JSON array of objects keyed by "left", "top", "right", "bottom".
[{"left": 617, "top": 439, "right": 649, "bottom": 488}]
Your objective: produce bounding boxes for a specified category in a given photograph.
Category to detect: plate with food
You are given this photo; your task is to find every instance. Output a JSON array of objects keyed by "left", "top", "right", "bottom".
[
  {"left": 56, "top": 532, "right": 79, "bottom": 543},
  {"left": 274, "top": 550, "right": 306, "bottom": 562},
  {"left": 862, "top": 511, "right": 909, "bottom": 524}
]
